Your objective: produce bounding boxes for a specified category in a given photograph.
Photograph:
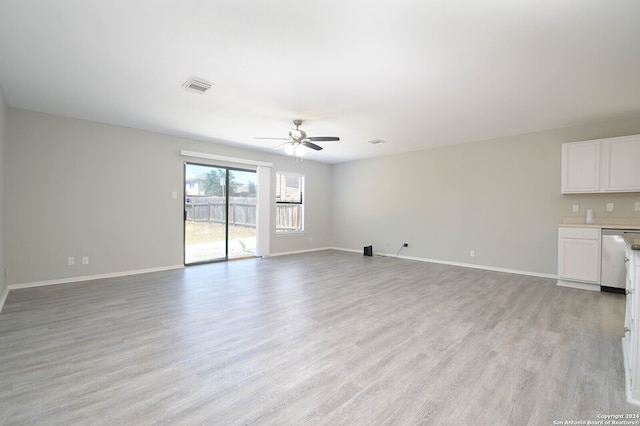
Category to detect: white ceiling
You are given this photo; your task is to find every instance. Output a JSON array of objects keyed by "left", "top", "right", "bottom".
[{"left": 1, "top": 0, "right": 639, "bottom": 163}]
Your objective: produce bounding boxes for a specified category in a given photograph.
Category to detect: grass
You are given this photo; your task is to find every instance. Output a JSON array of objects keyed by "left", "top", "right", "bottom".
[{"left": 185, "top": 221, "right": 256, "bottom": 245}]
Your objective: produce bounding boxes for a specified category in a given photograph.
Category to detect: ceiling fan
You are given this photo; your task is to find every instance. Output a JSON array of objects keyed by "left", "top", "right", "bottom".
[{"left": 255, "top": 120, "right": 340, "bottom": 156}]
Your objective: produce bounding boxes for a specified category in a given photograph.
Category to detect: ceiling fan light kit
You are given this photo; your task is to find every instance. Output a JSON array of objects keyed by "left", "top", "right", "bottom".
[
  {"left": 255, "top": 120, "right": 340, "bottom": 156},
  {"left": 284, "top": 144, "right": 307, "bottom": 156}
]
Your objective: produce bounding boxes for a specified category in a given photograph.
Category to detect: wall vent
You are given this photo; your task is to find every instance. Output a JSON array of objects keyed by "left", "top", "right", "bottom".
[
  {"left": 368, "top": 139, "right": 386, "bottom": 144},
  {"left": 183, "top": 78, "right": 213, "bottom": 94}
]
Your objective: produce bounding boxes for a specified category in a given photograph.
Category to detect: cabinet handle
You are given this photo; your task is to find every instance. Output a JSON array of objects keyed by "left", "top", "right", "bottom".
[
  {"left": 625, "top": 257, "right": 630, "bottom": 263},
  {"left": 627, "top": 289, "right": 632, "bottom": 295},
  {"left": 625, "top": 327, "right": 631, "bottom": 333}
]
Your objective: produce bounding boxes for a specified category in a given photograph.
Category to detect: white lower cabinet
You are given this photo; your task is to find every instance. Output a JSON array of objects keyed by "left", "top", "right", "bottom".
[
  {"left": 624, "top": 244, "right": 640, "bottom": 405},
  {"left": 557, "top": 226, "right": 601, "bottom": 289}
]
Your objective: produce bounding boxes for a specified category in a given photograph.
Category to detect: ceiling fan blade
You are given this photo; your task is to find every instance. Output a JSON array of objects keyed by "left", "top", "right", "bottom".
[
  {"left": 254, "top": 137, "right": 290, "bottom": 140},
  {"left": 274, "top": 142, "right": 291, "bottom": 149},
  {"left": 307, "top": 136, "right": 340, "bottom": 142},
  {"left": 302, "top": 141, "right": 323, "bottom": 151}
]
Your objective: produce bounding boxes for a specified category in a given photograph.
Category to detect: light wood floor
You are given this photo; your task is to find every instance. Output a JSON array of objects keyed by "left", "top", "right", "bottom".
[{"left": 1, "top": 250, "right": 639, "bottom": 425}]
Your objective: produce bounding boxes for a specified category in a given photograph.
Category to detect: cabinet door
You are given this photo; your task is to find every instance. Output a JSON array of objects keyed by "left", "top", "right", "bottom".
[
  {"left": 561, "top": 141, "right": 600, "bottom": 193},
  {"left": 632, "top": 256, "right": 640, "bottom": 394},
  {"left": 558, "top": 237, "right": 601, "bottom": 283},
  {"left": 628, "top": 245, "right": 635, "bottom": 322},
  {"left": 602, "top": 135, "right": 640, "bottom": 192},
  {"left": 626, "top": 292, "right": 634, "bottom": 379}
]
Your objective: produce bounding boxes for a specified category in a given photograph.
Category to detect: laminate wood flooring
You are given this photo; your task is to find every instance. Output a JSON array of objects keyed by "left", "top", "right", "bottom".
[{"left": 1, "top": 250, "right": 639, "bottom": 425}]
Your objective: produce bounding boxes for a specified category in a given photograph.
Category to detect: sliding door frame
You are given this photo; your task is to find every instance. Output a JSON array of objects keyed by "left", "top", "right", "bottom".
[
  {"left": 183, "top": 161, "right": 256, "bottom": 265},
  {"left": 180, "top": 150, "right": 272, "bottom": 259}
]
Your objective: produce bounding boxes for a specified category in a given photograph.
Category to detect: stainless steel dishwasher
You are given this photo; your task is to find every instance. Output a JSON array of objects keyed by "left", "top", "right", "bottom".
[{"left": 601, "top": 229, "right": 640, "bottom": 293}]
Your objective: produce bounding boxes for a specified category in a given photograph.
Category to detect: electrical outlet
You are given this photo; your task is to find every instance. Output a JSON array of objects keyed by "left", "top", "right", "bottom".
[
  {"left": 82, "top": 256, "right": 89, "bottom": 265},
  {"left": 67, "top": 257, "right": 75, "bottom": 266},
  {"left": 470, "top": 250, "right": 476, "bottom": 257},
  {"left": 572, "top": 204, "right": 579, "bottom": 213},
  {"left": 606, "top": 203, "right": 614, "bottom": 213},
  {"left": 635, "top": 202, "right": 640, "bottom": 212}
]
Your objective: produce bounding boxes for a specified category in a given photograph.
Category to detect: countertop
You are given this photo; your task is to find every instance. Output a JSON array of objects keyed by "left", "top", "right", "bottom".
[
  {"left": 558, "top": 218, "right": 640, "bottom": 249},
  {"left": 559, "top": 223, "right": 640, "bottom": 230},
  {"left": 559, "top": 217, "right": 640, "bottom": 230}
]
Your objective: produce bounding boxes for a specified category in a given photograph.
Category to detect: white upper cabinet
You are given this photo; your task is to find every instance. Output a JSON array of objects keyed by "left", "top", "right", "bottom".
[
  {"left": 602, "top": 136, "right": 640, "bottom": 192},
  {"left": 562, "top": 135, "right": 640, "bottom": 194},
  {"left": 561, "top": 141, "right": 600, "bottom": 193}
]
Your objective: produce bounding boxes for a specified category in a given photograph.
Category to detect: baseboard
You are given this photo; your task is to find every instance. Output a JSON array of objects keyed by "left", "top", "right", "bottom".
[
  {"left": 330, "top": 247, "right": 557, "bottom": 280},
  {"left": 268, "top": 247, "right": 333, "bottom": 257},
  {"left": 6, "top": 265, "right": 185, "bottom": 292},
  {"left": 0, "top": 285, "right": 9, "bottom": 314},
  {"left": 556, "top": 279, "right": 600, "bottom": 291}
]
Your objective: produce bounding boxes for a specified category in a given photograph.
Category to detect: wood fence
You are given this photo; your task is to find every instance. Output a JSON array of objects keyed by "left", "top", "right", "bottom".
[
  {"left": 185, "top": 196, "right": 303, "bottom": 231},
  {"left": 275, "top": 204, "right": 303, "bottom": 231},
  {"left": 186, "top": 196, "right": 256, "bottom": 227}
]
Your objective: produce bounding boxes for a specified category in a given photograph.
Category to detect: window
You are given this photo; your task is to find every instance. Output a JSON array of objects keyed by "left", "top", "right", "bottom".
[{"left": 276, "top": 172, "right": 304, "bottom": 233}]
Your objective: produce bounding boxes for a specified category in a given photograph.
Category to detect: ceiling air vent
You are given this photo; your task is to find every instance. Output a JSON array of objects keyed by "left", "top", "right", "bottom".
[{"left": 183, "top": 78, "right": 212, "bottom": 94}]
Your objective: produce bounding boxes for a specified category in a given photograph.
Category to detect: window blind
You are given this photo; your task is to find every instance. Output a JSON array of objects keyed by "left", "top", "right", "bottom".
[{"left": 276, "top": 173, "right": 304, "bottom": 204}]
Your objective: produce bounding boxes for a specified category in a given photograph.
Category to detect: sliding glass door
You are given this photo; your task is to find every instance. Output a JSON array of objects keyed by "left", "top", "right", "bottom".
[
  {"left": 184, "top": 163, "right": 256, "bottom": 264},
  {"left": 226, "top": 169, "right": 257, "bottom": 259}
]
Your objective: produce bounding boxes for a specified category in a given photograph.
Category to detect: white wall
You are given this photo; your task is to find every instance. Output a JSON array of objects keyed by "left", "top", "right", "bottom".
[
  {"left": 6, "top": 107, "right": 640, "bottom": 285},
  {"left": 0, "top": 89, "right": 7, "bottom": 299},
  {"left": 6, "top": 109, "right": 332, "bottom": 285},
  {"left": 332, "top": 116, "right": 640, "bottom": 276}
]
